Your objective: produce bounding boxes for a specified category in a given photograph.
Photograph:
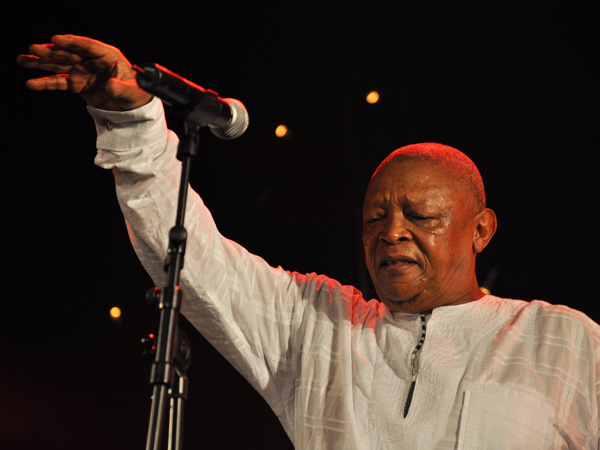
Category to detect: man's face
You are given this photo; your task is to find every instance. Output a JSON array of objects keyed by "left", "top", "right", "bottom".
[{"left": 362, "top": 160, "right": 484, "bottom": 314}]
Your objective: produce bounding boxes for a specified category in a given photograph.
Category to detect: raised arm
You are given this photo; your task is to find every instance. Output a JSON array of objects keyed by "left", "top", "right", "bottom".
[{"left": 18, "top": 37, "right": 360, "bottom": 445}]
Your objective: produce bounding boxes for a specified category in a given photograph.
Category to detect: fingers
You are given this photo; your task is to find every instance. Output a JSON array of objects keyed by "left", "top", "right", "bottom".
[
  {"left": 50, "top": 34, "right": 105, "bottom": 52},
  {"left": 50, "top": 35, "right": 129, "bottom": 66},
  {"left": 18, "top": 35, "right": 125, "bottom": 71},
  {"left": 25, "top": 74, "right": 70, "bottom": 91},
  {"left": 16, "top": 54, "right": 41, "bottom": 68},
  {"left": 17, "top": 43, "right": 80, "bottom": 73},
  {"left": 17, "top": 56, "right": 74, "bottom": 75},
  {"left": 30, "top": 35, "right": 116, "bottom": 60},
  {"left": 21, "top": 41, "right": 82, "bottom": 63},
  {"left": 31, "top": 44, "right": 84, "bottom": 65}
]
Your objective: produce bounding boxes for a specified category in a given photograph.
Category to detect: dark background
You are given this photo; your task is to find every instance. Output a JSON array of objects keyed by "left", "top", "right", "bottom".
[{"left": 3, "top": 2, "right": 597, "bottom": 449}]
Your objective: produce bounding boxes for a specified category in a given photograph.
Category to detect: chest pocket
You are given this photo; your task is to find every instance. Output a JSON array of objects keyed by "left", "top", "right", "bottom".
[{"left": 456, "top": 382, "right": 555, "bottom": 449}]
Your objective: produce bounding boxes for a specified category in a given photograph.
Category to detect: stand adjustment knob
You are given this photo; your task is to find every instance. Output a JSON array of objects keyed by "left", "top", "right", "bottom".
[{"left": 146, "top": 286, "right": 161, "bottom": 308}]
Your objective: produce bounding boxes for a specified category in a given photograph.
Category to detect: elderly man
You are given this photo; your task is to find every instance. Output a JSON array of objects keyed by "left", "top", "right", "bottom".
[{"left": 18, "top": 35, "right": 600, "bottom": 449}]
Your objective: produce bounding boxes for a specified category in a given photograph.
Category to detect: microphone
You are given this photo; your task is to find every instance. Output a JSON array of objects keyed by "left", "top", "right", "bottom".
[{"left": 134, "top": 63, "right": 249, "bottom": 140}]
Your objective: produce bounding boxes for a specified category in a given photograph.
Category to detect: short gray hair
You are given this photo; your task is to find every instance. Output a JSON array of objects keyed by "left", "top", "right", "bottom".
[{"left": 374, "top": 143, "right": 487, "bottom": 211}]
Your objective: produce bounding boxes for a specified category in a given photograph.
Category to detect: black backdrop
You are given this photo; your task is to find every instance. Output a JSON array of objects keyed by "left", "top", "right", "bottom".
[{"left": 3, "top": 2, "right": 598, "bottom": 449}]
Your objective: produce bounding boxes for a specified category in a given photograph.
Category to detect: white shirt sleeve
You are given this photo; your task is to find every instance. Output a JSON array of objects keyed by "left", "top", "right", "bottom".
[{"left": 87, "top": 98, "right": 339, "bottom": 436}]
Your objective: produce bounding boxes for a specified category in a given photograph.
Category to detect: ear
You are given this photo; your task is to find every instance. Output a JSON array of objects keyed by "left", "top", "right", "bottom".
[{"left": 473, "top": 208, "right": 497, "bottom": 254}]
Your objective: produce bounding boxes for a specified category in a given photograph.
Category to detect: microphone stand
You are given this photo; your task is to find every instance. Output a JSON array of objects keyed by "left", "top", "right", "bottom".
[{"left": 144, "top": 122, "right": 201, "bottom": 450}]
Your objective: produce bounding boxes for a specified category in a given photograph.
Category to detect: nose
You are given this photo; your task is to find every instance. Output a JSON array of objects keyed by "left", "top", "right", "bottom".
[{"left": 380, "top": 213, "right": 412, "bottom": 244}]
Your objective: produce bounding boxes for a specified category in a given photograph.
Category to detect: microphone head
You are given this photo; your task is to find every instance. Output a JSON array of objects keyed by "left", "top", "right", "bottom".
[{"left": 210, "top": 98, "right": 249, "bottom": 140}]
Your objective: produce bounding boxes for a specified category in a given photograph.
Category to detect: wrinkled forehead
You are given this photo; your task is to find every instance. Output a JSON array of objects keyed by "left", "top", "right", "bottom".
[
  {"left": 366, "top": 159, "right": 456, "bottom": 192},
  {"left": 364, "top": 160, "right": 472, "bottom": 210},
  {"left": 368, "top": 145, "right": 486, "bottom": 211}
]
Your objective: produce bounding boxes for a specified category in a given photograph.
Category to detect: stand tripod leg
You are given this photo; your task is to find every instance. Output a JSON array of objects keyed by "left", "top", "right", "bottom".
[
  {"left": 146, "top": 384, "right": 169, "bottom": 450},
  {"left": 169, "top": 371, "right": 188, "bottom": 450}
]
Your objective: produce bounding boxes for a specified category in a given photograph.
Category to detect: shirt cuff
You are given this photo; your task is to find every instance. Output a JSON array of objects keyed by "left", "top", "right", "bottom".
[{"left": 86, "top": 97, "right": 167, "bottom": 151}]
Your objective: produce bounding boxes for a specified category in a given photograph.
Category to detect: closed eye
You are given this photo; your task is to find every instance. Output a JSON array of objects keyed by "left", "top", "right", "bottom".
[
  {"left": 410, "top": 213, "right": 433, "bottom": 221},
  {"left": 407, "top": 212, "right": 441, "bottom": 227},
  {"left": 365, "top": 216, "right": 383, "bottom": 224}
]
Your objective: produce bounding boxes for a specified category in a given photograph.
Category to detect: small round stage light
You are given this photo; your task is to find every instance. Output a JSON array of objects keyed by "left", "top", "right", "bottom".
[
  {"left": 366, "top": 90, "right": 380, "bottom": 104},
  {"left": 275, "top": 124, "right": 288, "bottom": 138},
  {"left": 109, "top": 306, "right": 122, "bottom": 319}
]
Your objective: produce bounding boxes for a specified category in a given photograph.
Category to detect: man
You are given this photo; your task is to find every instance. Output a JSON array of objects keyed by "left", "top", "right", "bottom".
[{"left": 18, "top": 35, "right": 600, "bottom": 449}]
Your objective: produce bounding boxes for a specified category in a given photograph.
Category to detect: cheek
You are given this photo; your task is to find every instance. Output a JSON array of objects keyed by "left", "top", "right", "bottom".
[
  {"left": 362, "top": 233, "right": 378, "bottom": 274},
  {"left": 429, "top": 231, "right": 472, "bottom": 270},
  {"left": 420, "top": 233, "right": 460, "bottom": 271},
  {"left": 362, "top": 228, "right": 377, "bottom": 248},
  {"left": 362, "top": 239, "right": 375, "bottom": 268}
]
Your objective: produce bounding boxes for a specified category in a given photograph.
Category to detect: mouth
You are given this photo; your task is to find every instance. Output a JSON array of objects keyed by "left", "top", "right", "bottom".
[{"left": 378, "top": 254, "right": 419, "bottom": 271}]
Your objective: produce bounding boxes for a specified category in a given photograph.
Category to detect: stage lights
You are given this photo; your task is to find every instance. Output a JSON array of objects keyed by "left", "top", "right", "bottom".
[
  {"left": 275, "top": 124, "right": 288, "bottom": 138},
  {"left": 366, "top": 90, "right": 380, "bottom": 104},
  {"left": 109, "top": 306, "right": 122, "bottom": 319},
  {"left": 273, "top": 89, "right": 380, "bottom": 139}
]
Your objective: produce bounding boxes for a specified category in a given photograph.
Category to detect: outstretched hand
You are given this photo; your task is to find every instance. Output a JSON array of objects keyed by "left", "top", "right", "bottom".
[{"left": 17, "top": 34, "right": 152, "bottom": 111}]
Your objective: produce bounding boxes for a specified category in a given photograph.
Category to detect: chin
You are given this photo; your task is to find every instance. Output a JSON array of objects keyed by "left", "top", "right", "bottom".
[
  {"left": 381, "top": 297, "right": 412, "bottom": 312},
  {"left": 381, "top": 292, "right": 429, "bottom": 314}
]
